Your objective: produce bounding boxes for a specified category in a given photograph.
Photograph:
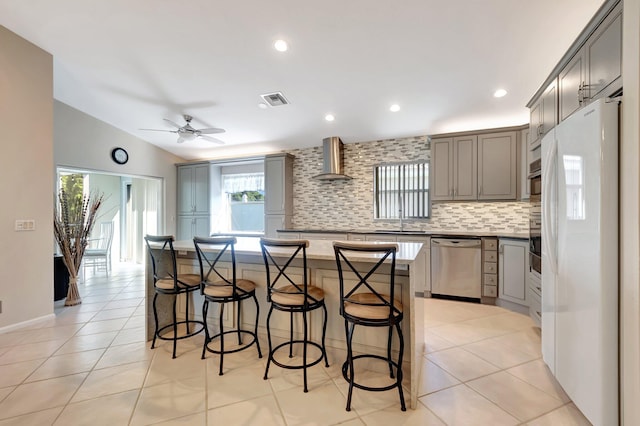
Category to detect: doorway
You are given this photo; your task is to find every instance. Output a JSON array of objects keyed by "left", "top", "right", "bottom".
[{"left": 56, "top": 167, "right": 162, "bottom": 280}]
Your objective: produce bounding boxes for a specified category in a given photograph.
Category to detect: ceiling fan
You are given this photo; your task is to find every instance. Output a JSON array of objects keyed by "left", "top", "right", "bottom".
[{"left": 141, "top": 114, "right": 225, "bottom": 144}]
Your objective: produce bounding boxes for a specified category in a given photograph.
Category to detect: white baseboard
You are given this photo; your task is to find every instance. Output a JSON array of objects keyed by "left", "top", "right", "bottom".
[{"left": 0, "top": 313, "right": 56, "bottom": 334}]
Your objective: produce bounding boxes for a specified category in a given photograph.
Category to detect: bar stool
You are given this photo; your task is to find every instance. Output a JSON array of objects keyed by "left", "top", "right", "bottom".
[
  {"left": 144, "top": 235, "right": 205, "bottom": 359},
  {"left": 260, "top": 238, "right": 329, "bottom": 392},
  {"left": 333, "top": 241, "right": 406, "bottom": 411},
  {"left": 193, "top": 236, "right": 262, "bottom": 375}
]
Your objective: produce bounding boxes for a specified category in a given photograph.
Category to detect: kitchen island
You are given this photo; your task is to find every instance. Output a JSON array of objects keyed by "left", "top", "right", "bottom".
[{"left": 145, "top": 237, "right": 426, "bottom": 409}]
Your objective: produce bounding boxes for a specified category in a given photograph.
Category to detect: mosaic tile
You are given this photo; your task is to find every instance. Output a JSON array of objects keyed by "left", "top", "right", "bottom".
[{"left": 288, "top": 136, "right": 528, "bottom": 233}]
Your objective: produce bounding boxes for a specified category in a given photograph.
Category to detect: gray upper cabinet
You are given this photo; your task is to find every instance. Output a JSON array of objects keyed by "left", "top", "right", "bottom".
[
  {"left": 453, "top": 136, "right": 478, "bottom": 200},
  {"left": 529, "top": 80, "right": 556, "bottom": 150},
  {"left": 264, "top": 153, "right": 293, "bottom": 237},
  {"left": 536, "top": 1, "right": 622, "bottom": 127},
  {"left": 431, "top": 130, "right": 518, "bottom": 202},
  {"left": 585, "top": 3, "right": 622, "bottom": 102},
  {"left": 431, "top": 136, "right": 477, "bottom": 201},
  {"left": 559, "top": 2, "right": 621, "bottom": 121},
  {"left": 559, "top": 53, "right": 584, "bottom": 122},
  {"left": 178, "top": 163, "right": 210, "bottom": 215},
  {"left": 431, "top": 138, "right": 454, "bottom": 201},
  {"left": 477, "top": 132, "right": 517, "bottom": 200},
  {"left": 264, "top": 154, "right": 293, "bottom": 215},
  {"left": 177, "top": 163, "right": 210, "bottom": 240},
  {"left": 520, "top": 129, "right": 531, "bottom": 200}
]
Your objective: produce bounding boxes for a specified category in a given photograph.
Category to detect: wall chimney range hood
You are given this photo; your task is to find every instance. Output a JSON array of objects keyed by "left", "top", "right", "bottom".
[{"left": 313, "top": 137, "right": 352, "bottom": 180}]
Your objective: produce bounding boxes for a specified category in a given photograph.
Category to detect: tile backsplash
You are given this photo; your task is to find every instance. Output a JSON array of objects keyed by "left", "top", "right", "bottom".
[{"left": 288, "top": 135, "right": 529, "bottom": 233}]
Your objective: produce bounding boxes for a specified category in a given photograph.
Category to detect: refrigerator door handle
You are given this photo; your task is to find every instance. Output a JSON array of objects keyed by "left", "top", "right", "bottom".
[{"left": 542, "top": 137, "right": 558, "bottom": 275}]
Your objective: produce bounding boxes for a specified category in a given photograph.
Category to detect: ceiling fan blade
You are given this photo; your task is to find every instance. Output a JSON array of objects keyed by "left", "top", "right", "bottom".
[
  {"left": 140, "top": 128, "right": 177, "bottom": 133},
  {"left": 199, "top": 134, "right": 225, "bottom": 144},
  {"left": 198, "top": 127, "right": 226, "bottom": 134},
  {"left": 163, "top": 118, "right": 182, "bottom": 129}
]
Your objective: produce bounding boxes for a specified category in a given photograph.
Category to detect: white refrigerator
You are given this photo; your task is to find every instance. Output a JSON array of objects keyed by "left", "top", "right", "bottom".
[{"left": 541, "top": 97, "right": 618, "bottom": 426}]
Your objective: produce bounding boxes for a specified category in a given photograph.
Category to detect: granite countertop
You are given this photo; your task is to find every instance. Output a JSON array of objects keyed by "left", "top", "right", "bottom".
[
  {"left": 277, "top": 228, "right": 529, "bottom": 240},
  {"left": 169, "top": 237, "right": 424, "bottom": 264}
]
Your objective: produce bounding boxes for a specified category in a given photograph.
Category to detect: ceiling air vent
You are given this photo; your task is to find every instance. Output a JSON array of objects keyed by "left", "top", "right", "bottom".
[{"left": 261, "top": 92, "right": 289, "bottom": 107}]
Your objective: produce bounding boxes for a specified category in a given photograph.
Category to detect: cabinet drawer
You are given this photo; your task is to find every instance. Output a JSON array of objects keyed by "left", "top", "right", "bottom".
[
  {"left": 484, "top": 251, "right": 497, "bottom": 262},
  {"left": 483, "top": 273, "right": 497, "bottom": 286},
  {"left": 483, "top": 285, "right": 498, "bottom": 297},
  {"left": 528, "top": 286, "right": 542, "bottom": 327},
  {"left": 528, "top": 272, "right": 542, "bottom": 298},
  {"left": 484, "top": 262, "right": 497, "bottom": 274},
  {"left": 483, "top": 239, "right": 498, "bottom": 250}
]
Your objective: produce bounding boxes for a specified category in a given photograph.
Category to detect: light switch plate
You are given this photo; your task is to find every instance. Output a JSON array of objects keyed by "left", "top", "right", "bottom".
[{"left": 15, "top": 220, "right": 36, "bottom": 231}]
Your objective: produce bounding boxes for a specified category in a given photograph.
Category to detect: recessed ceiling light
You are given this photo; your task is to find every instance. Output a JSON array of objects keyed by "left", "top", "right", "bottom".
[
  {"left": 493, "top": 89, "right": 507, "bottom": 98},
  {"left": 325, "top": 114, "right": 335, "bottom": 122},
  {"left": 390, "top": 104, "right": 401, "bottom": 112},
  {"left": 274, "top": 40, "right": 288, "bottom": 52},
  {"left": 258, "top": 102, "right": 268, "bottom": 109}
]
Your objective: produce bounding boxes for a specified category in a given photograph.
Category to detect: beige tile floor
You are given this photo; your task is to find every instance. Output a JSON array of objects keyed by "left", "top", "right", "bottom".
[{"left": 0, "top": 264, "right": 593, "bottom": 425}]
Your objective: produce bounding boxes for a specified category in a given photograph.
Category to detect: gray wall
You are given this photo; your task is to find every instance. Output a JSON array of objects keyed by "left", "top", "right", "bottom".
[{"left": 54, "top": 101, "right": 184, "bottom": 237}]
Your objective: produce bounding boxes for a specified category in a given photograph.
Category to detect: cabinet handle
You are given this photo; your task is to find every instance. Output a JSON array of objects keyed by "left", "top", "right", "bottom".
[
  {"left": 499, "top": 245, "right": 503, "bottom": 254},
  {"left": 578, "top": 83, "right": 583, "bottom": 105},
  {"left": 581, "top": 81, "right": 590, "bottom": 103}
]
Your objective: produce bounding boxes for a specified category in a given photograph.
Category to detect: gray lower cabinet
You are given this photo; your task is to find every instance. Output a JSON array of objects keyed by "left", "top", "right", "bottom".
[
  {"left": 498, "top": 239, "right": 529, "bottom": 307},
  {"left": 177, "top": 215, "right": 209, "bottom": 240},
  {"left": 528, "top": 271, "right": 542, "bottom": 327},
  {"left": 482, "top": 238, "right": 498, "bottom": 297},
  {"left": 397, "top": 235, "right": 431, "bottom": 296}
]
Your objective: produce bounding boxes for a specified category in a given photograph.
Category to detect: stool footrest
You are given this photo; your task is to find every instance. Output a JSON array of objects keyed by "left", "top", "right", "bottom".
[
  {"left": 269, "top": 340, "right": 326, "bottom": 370},
  {"left": 156, "top": 320, "right": 205, "bottom": 341},
  {"left": 203, "top": 329, "right": 260, "bottom": 356},
  {"left": 341, "top": 354, "right": 403, "bottom": 392}
]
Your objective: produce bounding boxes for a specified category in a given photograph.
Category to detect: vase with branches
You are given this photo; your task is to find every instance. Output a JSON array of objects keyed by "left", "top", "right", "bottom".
[{"left": 53, "top": 188, "right": 104, "bottom": 306}]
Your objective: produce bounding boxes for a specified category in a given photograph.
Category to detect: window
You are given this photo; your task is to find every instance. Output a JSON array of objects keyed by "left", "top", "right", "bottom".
[
  {"left": 222, "top": 173, "right": 265, "bottom": 232},
  {"left": 58, "top": 172, "right": 86, "bottom": 218},
  {"left": 374, "top": 161, "right": 430, "bottom": 219}
]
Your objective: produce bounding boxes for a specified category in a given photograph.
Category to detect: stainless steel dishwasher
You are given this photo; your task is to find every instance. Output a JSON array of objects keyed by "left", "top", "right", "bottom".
[{"left": 431, "top": 238, "right": 482, "bottom": 300}]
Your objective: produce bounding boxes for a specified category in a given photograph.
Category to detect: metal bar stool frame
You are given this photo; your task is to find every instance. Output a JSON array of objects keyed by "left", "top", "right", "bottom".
[
  {"left": 260, "top": 238, "right": 329, "bottom": 392},
  {"left": 193, "top": 236, "right": 262, "bottom": 375},
  {"left": 334, "top": 241, "right": 406, "bottom": 411},
  {"left": 144, "top": 235, "right": 205, "bottom": 359}
]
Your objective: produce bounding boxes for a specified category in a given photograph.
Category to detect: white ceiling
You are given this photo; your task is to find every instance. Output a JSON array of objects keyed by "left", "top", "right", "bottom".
[{"left": 0, "top": 0, "right": 605, "bottom": 160}]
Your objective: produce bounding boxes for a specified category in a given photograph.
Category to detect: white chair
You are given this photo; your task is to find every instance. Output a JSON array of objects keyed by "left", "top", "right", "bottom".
[{"left": 83, "top": 222, "right": 114, "bottom": 276}]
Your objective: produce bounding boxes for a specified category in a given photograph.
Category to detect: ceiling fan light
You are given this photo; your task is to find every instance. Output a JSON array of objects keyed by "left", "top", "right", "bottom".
[{"left": 180, "top": 132, "right": 197, "bottom": 141}]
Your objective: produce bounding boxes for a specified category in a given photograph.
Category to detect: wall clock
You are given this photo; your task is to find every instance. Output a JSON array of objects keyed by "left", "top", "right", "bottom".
[{"left": 111, "top": 147, "right": 129, "bottom": 165}]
